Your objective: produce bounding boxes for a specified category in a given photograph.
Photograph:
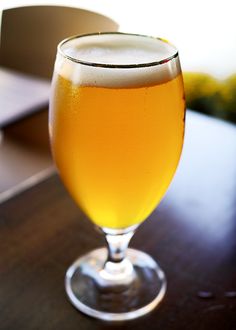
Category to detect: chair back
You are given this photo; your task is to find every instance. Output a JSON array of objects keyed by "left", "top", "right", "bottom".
[{"left": 0, "top": 5, "right": 119, "bottom": 78}]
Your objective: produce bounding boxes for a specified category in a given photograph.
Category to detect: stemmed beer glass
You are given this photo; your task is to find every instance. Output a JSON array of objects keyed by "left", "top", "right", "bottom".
[{"left": 49, "top": 32, "right": 185, "bottom": 321}]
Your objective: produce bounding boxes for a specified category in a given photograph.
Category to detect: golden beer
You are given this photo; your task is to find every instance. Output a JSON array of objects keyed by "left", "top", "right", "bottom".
[
  {"left": 49, "top": 34, "right": 185, "bottom": 229},
  {"left": 50, "top": 32, "right": 186, "bottom": 320}
]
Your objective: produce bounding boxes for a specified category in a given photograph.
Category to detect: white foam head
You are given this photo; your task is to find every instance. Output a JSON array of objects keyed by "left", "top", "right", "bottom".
[{"left": 54, "top": 33, "right": 181, "bottom": 88}]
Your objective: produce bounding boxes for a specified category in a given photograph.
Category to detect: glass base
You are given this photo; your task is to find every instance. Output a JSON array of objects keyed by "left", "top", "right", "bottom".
[{"left": 65, "top": 247, "right": 167, "bottom": 321}]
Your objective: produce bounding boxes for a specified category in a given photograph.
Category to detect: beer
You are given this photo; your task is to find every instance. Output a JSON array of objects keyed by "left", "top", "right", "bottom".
[{"left": 49, "top": 33, "right": 185, "bottom": 229}]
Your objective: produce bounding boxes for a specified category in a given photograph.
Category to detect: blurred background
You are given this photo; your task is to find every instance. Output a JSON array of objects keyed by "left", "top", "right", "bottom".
[
  {"left": 1, "top": 0, "right": 236, "bottom": 122},
  {"left": 0, "top": 0, "right": 235, "bottom": 197}
]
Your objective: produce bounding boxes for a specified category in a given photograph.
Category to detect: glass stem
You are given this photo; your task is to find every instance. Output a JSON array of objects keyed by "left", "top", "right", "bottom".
[
  {"left": 100, "top": 225, "right": 138, "bottom": 284},
  {"left": 106, "top": 228, "right": 136, "bottom": 263}
]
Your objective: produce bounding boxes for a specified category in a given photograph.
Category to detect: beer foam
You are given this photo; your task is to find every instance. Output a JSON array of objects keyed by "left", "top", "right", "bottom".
[{"left": 55, "top": 33, "right": 181, "bottom": 88}]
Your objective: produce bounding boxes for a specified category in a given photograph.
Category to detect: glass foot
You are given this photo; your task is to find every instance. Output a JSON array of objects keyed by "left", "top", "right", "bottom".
[{"left": 65, "top": 248, "right": 166, "bottom": 321}]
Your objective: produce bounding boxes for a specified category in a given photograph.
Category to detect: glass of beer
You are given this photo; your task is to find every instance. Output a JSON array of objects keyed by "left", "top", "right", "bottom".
[{"left": 49, "top": 32, "right": 185, "bottom": 321}]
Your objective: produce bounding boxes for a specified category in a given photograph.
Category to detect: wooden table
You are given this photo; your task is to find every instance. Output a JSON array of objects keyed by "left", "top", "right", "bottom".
[{"left": 1, "top": 111, "right": 236, "bottom": 329}]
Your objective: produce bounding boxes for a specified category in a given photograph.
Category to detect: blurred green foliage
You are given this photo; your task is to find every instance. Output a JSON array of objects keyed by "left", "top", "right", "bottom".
[{"left": 183, "top": 72, "right": 236, "bottom": 123}]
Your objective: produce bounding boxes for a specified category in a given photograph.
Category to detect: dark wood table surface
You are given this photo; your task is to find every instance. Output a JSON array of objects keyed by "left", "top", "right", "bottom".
[{"left": 1, "top": 110, "right": 236, "bottom": 330}]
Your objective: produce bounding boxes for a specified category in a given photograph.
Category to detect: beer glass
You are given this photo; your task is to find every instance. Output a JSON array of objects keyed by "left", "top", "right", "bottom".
[{"left": 49, "top": 32, "right": 185, "bottom": 321}]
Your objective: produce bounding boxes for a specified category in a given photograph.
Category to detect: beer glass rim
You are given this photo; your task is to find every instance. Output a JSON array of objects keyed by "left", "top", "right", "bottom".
[{"left": 57, "top": 32, "right": 179, "bottom": 69}]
